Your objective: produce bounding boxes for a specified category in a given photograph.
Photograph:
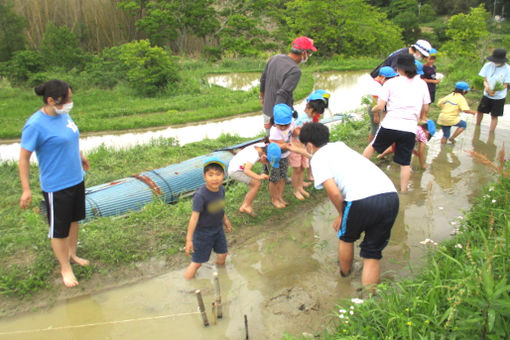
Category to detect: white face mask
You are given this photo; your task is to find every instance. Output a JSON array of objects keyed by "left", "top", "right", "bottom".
[
  {"left": 54, "top": 102, "right": 73, "bottom": 115},
  {"left": 414, "top": 53, "right": 423, "bottom": 61},
  {"left": 300, "top": 51, "right": 311, "bottom": 64}
]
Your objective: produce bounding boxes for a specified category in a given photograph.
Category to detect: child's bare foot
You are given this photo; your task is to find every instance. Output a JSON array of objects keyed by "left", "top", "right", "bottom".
[
  {"left": 61, "top": 269, "right": 79, "bottom": 287},
  {"left": 449, "top": 138, "right": 456, "bottom": 144},
  {"left": 239, "top": 206, "right": 256, "bottom": 217},
  {"left": 272, "top": 200, "right": 285, "bottom": 208},
  {"left": 441, "top": 138, "right": 447, "bottom": 144},
  {"left": 303, "top": 181, "right": 312, "bottom": 187},
  {"left": 71, "top": 255, "right": 90, "bottom": 266},
  {"left": 299, "top": 188, "right": 310, "bottom": 197},
  {"left": 279, "top": 198, "right": 289, "bottom": 206},
  {"left": 293, "top": 191, "right": 305, "bottom": 200}
]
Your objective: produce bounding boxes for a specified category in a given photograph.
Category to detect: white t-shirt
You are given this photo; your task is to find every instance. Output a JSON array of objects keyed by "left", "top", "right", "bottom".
[
  {"left": 379, "top": 75, "right": 430, "bottom": 133},
  {"left": 479, "top": 62, "right": 510, "bottom": 100},
  {"left": 366, "top": 77, "right": 382, "bottom": 97},
  {"left": 269, "top": 122, "right": 295, "bottom": 158},
  {"left": 228, "top": 143, "right": 265, "bottom": 175},
  {"left": 311, "top": 142, "right": 396, "bottom": 201}
]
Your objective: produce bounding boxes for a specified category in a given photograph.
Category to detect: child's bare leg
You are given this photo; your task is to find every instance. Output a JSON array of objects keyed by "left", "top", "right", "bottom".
[
  {"left": 306, "top": 167, "right": 313, "bottom": 182},
  {"left": 216, "top": 253, "right": 228, "bottom": 266},
  {"left": 377, "top": 146, "right": 393, "bottom": 159},
  {"left": 239, "top": 179, "right": 261, "bottom": 216},
  {"left": 400, "top": 165, "right": 411, "bottom": 192},
  {"left": 184, "top": 262, "right": 202, "bottom": 280},
  {"left": 476, "top": 111, "right": 483, "bottom": 125},
  {"left": 269, "top": 181, "right": 284, "bottom": 208},
  {"left": 68, "top": 221, "right": 89, "bottom": 266},
  {"left": 449, "top": 127, "right": 464, "bottom": 142},
  {"left": 441, "top": 137, "right": 447, "bottom": 144},
  {"left": 363, "top": 145, "right": 376, "bottom": 159},
  {"left": 277, "top": 179, "right": 288, "bottom": 206},
  {"left": 338, "top": 240, "right": 354, "bottom": 277},
  {"left": 291, "top": 167, "right": 305, "bottom": 200},
  {"left": 490, "top": 116, "right": 498, "bottom": 132},
  {"left": 51, "top": 237, "right": 78, "bottom": 287},
  {"left": 361, "top": 258, "right": 380, "bottom": 292}
]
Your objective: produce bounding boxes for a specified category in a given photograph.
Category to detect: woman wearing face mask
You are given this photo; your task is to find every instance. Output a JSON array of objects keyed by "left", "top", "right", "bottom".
[
  {"left": 19, "top": 79, "right": 90, "bottom": 288},
  {"left": 476, "top": 48, "right": 510, "bottom": 132}
]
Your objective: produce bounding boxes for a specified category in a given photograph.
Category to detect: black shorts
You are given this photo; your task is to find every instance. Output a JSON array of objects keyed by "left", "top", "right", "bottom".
[
  {"left": 269, "top": 157, "right": 289, "bottom": 183},
  {"left": 372, "top": 127, "right": 416, "bottom": 165},
  {"left": 43, "top": 181, "right": 85, "bottom": 239},
  {"left": 477, "top": 96, "right": 506, "bottom": 117},
  {"left": 339, "top": 192, "right": 399, "bottom": 259},
  {"left": 192, "top": 228, "right": 228, "bottom": 263}
]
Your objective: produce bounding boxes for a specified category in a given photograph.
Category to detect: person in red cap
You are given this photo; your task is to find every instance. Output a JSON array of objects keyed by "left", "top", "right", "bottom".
[{"left": 260, "top": 36, "right": 317, "bottom": 134}]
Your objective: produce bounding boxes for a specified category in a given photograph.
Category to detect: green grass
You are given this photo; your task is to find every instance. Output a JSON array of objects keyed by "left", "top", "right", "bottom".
[{"left": 0, "top": 56, "right": 373, "bottom": 139}]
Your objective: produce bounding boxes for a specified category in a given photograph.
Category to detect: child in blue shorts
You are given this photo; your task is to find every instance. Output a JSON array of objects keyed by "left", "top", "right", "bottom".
[
  {"left": 184, "top": 157, "right": 232, "bottom": 279},
  {"left": 298, "top": 122, "right": 399, "bottom": 292},
  {"left": 437, "top": 81, "right": 477, "bottom": 144}
]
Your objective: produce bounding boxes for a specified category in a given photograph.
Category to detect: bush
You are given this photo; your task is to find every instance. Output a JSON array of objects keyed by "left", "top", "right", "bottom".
[
  {"left": 40, "top": 23, "right": 88, "bottom": 70},
  {"left": 118, "top": 40, "right": 179, "bottom": 96},
  {"left": 5, "top": 50, "right": 45, "bottom": 84},
  {"left": 82, "top": 46, "right": 126, "bottom": 89}
]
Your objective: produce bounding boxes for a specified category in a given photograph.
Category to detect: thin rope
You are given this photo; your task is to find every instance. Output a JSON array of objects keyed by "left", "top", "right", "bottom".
[{"left": 0, "top": 311, "right": 201, "bottom": 336}]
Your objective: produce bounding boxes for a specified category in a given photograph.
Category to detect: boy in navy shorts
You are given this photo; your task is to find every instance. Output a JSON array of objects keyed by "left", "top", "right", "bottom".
[
  {"left": 298, "top": 123, "right": 399, "bottom": 291},
  {"left": 184, "top": 157, "right": 232, "bottom": 279}
]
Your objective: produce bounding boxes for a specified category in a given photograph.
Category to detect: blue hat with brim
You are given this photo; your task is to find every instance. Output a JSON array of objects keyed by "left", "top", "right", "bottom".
[
  {"left": 426, "top": 119, "right": 436, "bottom": 137},
  {"left": 203, "top": 156, "right": 225, "bottom": 171},
  {"left": 267, "top": 143, "right": 281, "bottom": 169},
  {"left": 307, "top": 92, "right": 327, "bottom": 102},
  {"left": 379, "top": 66, "right": 398, "bottom": 78},
  {"left": 455, "top": 81, "right": 470, "bottom": 91},
  {"left": 313, "top": 89, "right": 330, "bottom": 99},
  {"left": 273, "top": 103, "right": 293, "bottom": 125},
  {"left": 415, "top": 60, "right": 424, "bottom": 75},
  {"left": 429, "top": 48, "right": 438, "bottom": 56}
]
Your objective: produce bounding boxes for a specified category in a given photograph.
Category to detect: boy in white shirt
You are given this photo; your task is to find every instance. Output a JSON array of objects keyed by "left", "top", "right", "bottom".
[{"left": 297, "top": 122, "right": 399, "bottom": 292}]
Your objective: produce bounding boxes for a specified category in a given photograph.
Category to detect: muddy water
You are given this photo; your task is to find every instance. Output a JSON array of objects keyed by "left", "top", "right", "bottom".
[
  {"left": 0, "top": 71, "right": 369, "bottom": 162},
  {"left": 0, "top": 112, "right": 508, "bottom": 339}
]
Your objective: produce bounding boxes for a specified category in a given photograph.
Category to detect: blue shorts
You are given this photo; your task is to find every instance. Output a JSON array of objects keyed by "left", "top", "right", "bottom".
[
  {"left": 192, "top": 228, "right": 228, "bottom": 263},
  {"left": 441, "top": 120, "right": 467, "bottom": 139},
  {"left": 338, "top": 192, "right": 399, "bottom": 259}
]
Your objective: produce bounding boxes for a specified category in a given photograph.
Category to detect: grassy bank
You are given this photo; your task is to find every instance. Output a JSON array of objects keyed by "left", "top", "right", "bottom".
[
  {"left": 0, "top": 56, "right": 377, "bottom": 139},
  {"left": 0, "top": 117, "right": 370, "bottom": 311},
  {"left": 283, "top": 164, "right": 509, "bottom": 339}
]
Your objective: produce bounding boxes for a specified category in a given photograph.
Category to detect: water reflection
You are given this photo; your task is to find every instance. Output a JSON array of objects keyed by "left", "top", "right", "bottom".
[{"left": 207, "top": 73, "right": 260, "bottom": 91}]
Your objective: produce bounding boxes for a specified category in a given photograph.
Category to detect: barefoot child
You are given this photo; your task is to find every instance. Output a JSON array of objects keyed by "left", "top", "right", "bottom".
[
  {"left": 184, "top": 157, "right": 232, "bottom": 279},
  {"left": 437, "top": 81, "right": 477, "bottom": 144},
  {"left": 289, "top": 92, "right": 327, "bottom": 200},
  {"left": 228, "top": 142, "right": 281, "bottom": 216},
  {"left": 298, "top": 123, "right": 399, "bottom": 292},
  {"left": 377, "top": 119, "right": 436, "bottom": 170},
  {"left": 268, "top": 103, "right": 296, "bottom": 208}
]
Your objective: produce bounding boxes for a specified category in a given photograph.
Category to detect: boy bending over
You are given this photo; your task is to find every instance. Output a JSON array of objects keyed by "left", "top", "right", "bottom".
[
  {"left": 184, "top": 157, "right": 232, "bottom": 279},
  {"left": 298, "top": 123, "right": 399, "bottom": 291}
]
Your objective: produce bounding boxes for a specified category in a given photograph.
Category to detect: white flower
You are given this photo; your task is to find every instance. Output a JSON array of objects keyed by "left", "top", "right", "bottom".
[
  {"left": 450, "top": 221, "right": 458, "bottom": 226},
  {"left": 438, "top": 206, "right": 444, "bottom": 210},
  {"left": 351, "top": 298, "right": 364, "bottom": 304},
  {"left": 349, "top": 310, "right": 354, "bottom": 315},
  {"left": 457, "top": 216, "right": 464, "bottom": 220},
  {"left": 350, "top": 306, "right": 355, "bottom": 310},
  {"left": 420, "top": 238, "right": 436, "bottom": 245},
  {"left": 489, "top": 187, "right": 494, "bottom": 192},
  {"left": 339, "top": 309, "right": 347, "bottom": 314},
  {"left": 339, "top": 314, "right": 345, "bottom": 319},
  {"left": 455, "top": 244, "right": 463, "bottom": 249},
  {"left": 492, "top": 199, "right": 497, "bottom": 203}
]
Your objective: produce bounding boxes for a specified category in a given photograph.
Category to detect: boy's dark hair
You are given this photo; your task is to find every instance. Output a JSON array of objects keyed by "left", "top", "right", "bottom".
[
  {"left": 428, "top": 55, "right": 436, "bottom": 60},
  {"left": 307, "top": 99, "right": 326, "bottom": 114},
  {"left": 204, "top": 163, "right": 225, "bottom": 174},
  {"left": 34, "top": 79, "right": 72, "bottom": 104},
  {"left": 453, "top": 88, "right": 466, "bottom": 94},
  {"left": 299, "top": 122, "right": 329, "bottom": 147}
]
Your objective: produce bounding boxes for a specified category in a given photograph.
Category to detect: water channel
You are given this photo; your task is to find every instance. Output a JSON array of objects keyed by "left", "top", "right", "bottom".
[{"left": 0, "top": 72, "right": 508, "bottom": 339}]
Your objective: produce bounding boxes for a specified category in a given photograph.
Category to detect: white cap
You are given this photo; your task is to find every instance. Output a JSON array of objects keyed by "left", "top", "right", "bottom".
[{"left": 412, "top": 39, "right": 432, "bottom": 57}]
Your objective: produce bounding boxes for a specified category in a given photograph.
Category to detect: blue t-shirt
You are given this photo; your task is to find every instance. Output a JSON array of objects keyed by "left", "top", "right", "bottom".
[
  {"left": 21, "top": 110, "right": 83, "bottom": 192},
  {"left": 479, "top": 62, "right": 510, "bottom": 100},
  {"left": 192, "top": 185, "right": 225, "bottom": 233}
]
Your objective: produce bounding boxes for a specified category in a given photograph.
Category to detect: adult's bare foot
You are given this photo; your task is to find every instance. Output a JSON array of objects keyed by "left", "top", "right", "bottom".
[
  {"left": 299, "top": 188, "right": 310, "bottom": 197},
  {"left": 61, "top": 269, "right": 79, "bottom": 287},
  {"left": 239, "top": 207, "right": 257, "bottom": 217},
  {"left": 71, "top": 255, "right": 90, "bottom": 266},
  {"left": 303, "top": 181, "right": 312, "bottom": 188},
  {"left": 272, "top": 200, "right": 285, "bottom": 209},
  {"left": 293, "top": 191, "right": 305, "bottom": 200}
]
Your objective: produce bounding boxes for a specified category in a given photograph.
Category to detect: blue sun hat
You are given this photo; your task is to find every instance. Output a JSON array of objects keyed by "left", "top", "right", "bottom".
[
  {"left": 426, "top": 119, "right": 436, "bottom": 137},
  {"left": 429, "top": 48, "right": 438, "bottom": 56},
  {"left": 455, "top": 81, "right": 470, "bottom": 91},
  {"left": 203, "top": 156, "right": 225, "bottom": 171},
  {"left": 379, "top": 66, "right": 398, "bottom": 78},
  {"left": 415, "top": 59, "right": 424, "bottom": 75},
  {"left": 266, "top": 143, "right": 281, "bottom": 169},
  {"left": 307, "top": 92, "right": 327, "bottom": 102},
  {"left": 273, "top": 103, "right": 293, "bottom": 125}
]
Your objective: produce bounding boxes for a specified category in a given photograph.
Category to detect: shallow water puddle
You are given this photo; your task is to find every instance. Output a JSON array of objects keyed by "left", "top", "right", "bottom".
[{"left": 1, "top": 112, "right": 508, "bottom": 339}]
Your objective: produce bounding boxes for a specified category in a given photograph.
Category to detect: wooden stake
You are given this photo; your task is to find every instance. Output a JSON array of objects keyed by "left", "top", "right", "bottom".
[
  {"left": 213, "top": 272, "right": 223, "bottom": 319},
  {"left": 244, "top": 314, "right": 249, "bottom": 340},
  {"left": 195, "top": 289, "right": 209, "bottom": 327}
]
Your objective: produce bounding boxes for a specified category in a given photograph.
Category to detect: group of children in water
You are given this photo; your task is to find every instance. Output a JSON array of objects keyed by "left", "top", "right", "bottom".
[{"left": 185, "top": 48, "right": 509, "bottom": 291}]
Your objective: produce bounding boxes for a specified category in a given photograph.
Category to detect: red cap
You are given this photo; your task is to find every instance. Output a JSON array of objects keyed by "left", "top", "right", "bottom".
[{"left": 292, "top": 36, "right": 317, "bottom": 52}]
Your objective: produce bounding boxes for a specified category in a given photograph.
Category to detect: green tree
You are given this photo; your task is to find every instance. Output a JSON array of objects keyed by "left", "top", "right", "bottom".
[
  {"left": 0, "top": 0, "right": 26, "bottom": 62},
  {"left": 40, "top": 23, "right": 86, "bottom": 70},
  {"left": 118, "top": 39, "right": 179, "bottom": 96},
  {"left": 442, "top": 5, "right": 490, "bottom": 62},
  {"left": 388, "top": 0, "right": 421, "bottom": 44},
  {"left": 284, "top": 0, "right": 403, "bottom": 57}
]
